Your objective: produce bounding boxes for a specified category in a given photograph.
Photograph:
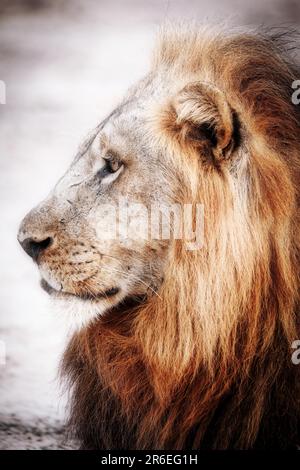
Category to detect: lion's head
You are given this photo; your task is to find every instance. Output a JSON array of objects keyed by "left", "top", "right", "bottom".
[
  {"left": 18, "top": 26, "right": 300, "bottom": 449},
  {"left": 17, "top": 73, "right": 175, "bottom": 325}
]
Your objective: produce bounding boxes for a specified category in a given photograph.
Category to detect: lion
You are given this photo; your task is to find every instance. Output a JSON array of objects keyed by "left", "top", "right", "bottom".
[{"left": 18, "top": 26, "right": 300, "bottom": 449}]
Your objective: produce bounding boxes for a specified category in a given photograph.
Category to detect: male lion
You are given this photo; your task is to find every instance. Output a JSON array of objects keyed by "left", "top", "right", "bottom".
[{"left": 18, "top": 26, "right": 300, "bottom": 449}]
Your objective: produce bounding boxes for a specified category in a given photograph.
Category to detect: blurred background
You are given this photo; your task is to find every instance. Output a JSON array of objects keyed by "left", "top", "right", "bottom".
[{"left": 0, "top": 0, "right": 299, "bottom": 450}]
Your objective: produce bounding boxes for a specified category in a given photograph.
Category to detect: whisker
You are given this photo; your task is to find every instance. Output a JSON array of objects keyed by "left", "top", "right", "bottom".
[{"left": 59, "top": 255, "right": 162, "bottom": 300}]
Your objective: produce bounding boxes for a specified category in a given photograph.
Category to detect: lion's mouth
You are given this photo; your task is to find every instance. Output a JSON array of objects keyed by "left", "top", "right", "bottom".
[{"left": 40, "top": 278, "right": 120, "bottom": 301}]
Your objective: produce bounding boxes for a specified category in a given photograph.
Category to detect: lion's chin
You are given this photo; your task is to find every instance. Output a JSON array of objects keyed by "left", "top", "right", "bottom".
[
  {"left": 50, "top": 293, "right": 120, "bottom": 331},
  {"left": 40, "top": 279, "right": 121, "bottom": 330}
]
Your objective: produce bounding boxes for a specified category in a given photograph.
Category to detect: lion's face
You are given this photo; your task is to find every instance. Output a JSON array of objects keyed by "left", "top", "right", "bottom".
[
  {"left": 18, "top": 53, "right": 242, "bottom": 327},
  {"left": 17, "top": 95, "right": 174, "bottom": 325}
]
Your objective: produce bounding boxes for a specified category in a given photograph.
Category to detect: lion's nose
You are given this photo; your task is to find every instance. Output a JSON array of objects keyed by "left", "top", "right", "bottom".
[{"left": 19, "top": 236, "right": 53, "bottom": 261}]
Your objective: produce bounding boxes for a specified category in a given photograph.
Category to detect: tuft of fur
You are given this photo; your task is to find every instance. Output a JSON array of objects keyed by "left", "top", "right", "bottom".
[{"left": 61, "top": 26, "right": 300, "bottom": 449}]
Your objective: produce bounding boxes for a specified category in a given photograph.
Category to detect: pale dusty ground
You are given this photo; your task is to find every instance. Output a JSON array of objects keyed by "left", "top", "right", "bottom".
[{"left": 0, "top": 0, "right": 299, "bottom": 450}]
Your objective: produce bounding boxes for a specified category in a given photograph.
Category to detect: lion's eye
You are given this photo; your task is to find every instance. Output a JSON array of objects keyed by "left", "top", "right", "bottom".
[
  {"left": 98, "top": 157, "right": 122, "bottom": 178},
  {"left": 104, "top": 157, "right": 121, "bottom": 173}
]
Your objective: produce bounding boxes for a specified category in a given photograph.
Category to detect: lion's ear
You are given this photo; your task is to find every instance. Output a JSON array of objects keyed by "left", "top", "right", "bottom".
[{"left": 166, "top": 82, "right": 237, "bottom": 162}]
